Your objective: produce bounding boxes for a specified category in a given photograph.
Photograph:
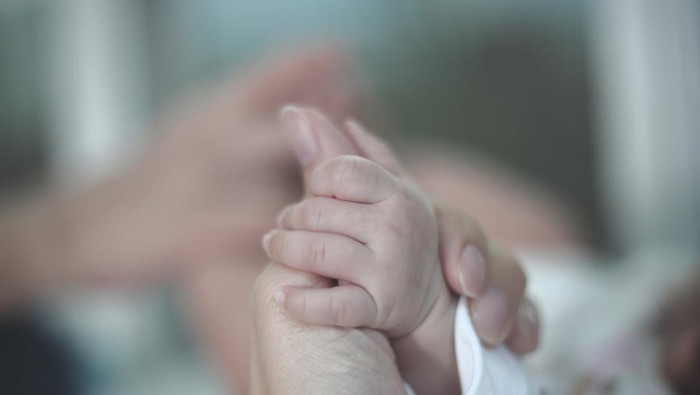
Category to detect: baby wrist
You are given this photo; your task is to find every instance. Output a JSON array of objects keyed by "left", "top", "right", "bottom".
[{"left": 392, "top": 290, "right": 459, "bottom": 394}]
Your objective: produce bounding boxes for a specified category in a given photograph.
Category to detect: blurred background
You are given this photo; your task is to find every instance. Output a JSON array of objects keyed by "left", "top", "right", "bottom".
[{"left": 1, "top": 0, "right": 698, "bottom": 394}]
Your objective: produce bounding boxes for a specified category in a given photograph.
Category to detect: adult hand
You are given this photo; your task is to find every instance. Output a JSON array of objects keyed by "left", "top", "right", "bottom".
[
  {"left": 436, "top": 202, "right": 539, "bottom": 354},
  {"left": 250, "top": 262, "right": 406, "bottom": 395}
]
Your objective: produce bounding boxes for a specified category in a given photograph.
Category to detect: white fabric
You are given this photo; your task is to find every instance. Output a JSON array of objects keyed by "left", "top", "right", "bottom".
[
  {"left": 520, "top": 245, "right": 695, "bottom": 394},
  {"left": 455, "top": 297, "right": 530, "bottom": 395},
  {"left": 404, "top": 298, "right": 531, "bottom": 395}
]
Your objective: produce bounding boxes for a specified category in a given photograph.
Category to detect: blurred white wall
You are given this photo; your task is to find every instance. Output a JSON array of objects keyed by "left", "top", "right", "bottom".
[
  {"left": 47, "top": 0, "right": 150, "bottom": 188},
  {"left": 43, "top": 3, "right": 225, "bottom": 395},
  {"left": 589, "top": 0, "right": 700, "bottom": 252}
]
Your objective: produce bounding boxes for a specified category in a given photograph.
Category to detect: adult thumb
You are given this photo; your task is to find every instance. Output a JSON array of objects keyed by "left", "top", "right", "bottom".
[{"left": 279, "top": 105, "right": 360, "bottom": 183}]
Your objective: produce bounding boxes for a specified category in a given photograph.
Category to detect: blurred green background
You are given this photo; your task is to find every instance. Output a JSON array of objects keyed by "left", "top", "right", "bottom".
[{"left": 0, "top": 0, "right": 599, "bottom": 243}]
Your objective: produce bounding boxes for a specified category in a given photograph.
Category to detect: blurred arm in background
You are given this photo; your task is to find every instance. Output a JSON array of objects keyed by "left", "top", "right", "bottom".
[
  {"left": 0, "top": 44, "right": 575, "bottom": 392},
  {"left": 409, "top": 148, "right": 581, "bottom": 250},
  {"left": 0, "top": 46, "right": 353, "bottom": 311}
]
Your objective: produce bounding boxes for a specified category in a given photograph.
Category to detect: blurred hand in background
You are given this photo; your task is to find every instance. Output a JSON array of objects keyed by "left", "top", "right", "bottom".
[{"left": 0, "top": 46, "right": 356, "bottom": 303}]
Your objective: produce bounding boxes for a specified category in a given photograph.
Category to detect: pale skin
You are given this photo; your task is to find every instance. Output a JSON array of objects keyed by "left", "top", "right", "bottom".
[
  {"left": 264, "top": 106, "right": 459, "bottom": 393},
  {"left": 250, "top": 261, "right": 408, "bottom": 395},
  {"left": 266, "top": 110, "right": 445, "bottom": 337},
  {"left": 0, "top": 46, "right": 542, "bottom": 393}
]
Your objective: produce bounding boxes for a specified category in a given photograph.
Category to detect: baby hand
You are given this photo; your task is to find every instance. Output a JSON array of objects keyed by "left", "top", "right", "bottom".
[{"left": 263, "top": 109, "right": 446, "bottom": 338}]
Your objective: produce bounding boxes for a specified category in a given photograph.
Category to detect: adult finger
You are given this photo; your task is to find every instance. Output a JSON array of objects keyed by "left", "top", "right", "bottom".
[
  {"left": 250, "top": 262, "right": 407, "bottom": 395},
  {"left": 279, "top": 105, "right": 359, "bottom": 178},
  {"left": 236, "top": 46, "right": 350, "bottom": 115},
  {"left": 470, "top": 243, "right": 526, "bottom": 345},
  {"left": 435, "top": 203, "right": 490, "bottom": 298},
  {"left": 342, "top": 119, "right": 404, "bottom": 177},
  {"left": 505, "top": 297, "right": 540, "bottom": 355}
]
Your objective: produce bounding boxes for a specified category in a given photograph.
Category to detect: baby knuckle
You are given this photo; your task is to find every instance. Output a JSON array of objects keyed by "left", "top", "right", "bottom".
[
  {"left": 330, "top": 156, "right": 362, "bottom": 185},
  {"left": 384, "top": 201, "right": 412, "bottom": 228},
  {"left": 332, "top": 297, "right": 348, "bottom": 326},
  {"left": 300, "top": 203, "right": 323, "bottom": 229},
  {"left": 303, "top": 238, "right": 327, "bottom": 269}
]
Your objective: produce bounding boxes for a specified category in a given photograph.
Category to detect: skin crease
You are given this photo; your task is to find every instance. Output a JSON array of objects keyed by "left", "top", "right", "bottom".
[{"left": 0, "top": 46, "right": 544, "bottom": 393}]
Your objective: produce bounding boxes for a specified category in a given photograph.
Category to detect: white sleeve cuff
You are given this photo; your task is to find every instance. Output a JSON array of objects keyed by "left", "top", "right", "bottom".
[{"left": 455, "top": 297, "right": 530, "bottom": 395}]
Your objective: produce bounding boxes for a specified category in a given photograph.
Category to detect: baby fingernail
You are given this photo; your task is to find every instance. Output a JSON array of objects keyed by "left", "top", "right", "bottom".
[
  {"left": 280, "top": 105, "right": 318, "bottom": 166},
  {"left": 457, "top": 245, "right": 486, "bottom": 297},
  {"left": 515, "top": 302, "right": 538, "bottom": 344},
  {"left": 472, "top": 287, "right": 512, "bottom": 344},
  {"left": 275, "top": 209, "right": 287, "bottom": 228},
  {"left": 261, "top": 231, "right": 273, "bottom": 254},
  {"left": 273, "top": 289, "right": 286, "bottom": 307}
]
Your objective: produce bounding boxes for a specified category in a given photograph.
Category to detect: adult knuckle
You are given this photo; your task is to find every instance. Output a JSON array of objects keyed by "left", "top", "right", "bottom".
[
  {"left": 504, "top": 249, "right": 526, "bottom": 285},
  {"left": 464, "top": 217, "right": 488, "bottom": 248},
  {"left": 251, "top": 270, "right": 270, "bottom": 308},
  {"left": 499, "top": 246, "right": 527, "bottom": 296},
  {"left": 251, "top": 265, "right": 289, "bottom": 322}
]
